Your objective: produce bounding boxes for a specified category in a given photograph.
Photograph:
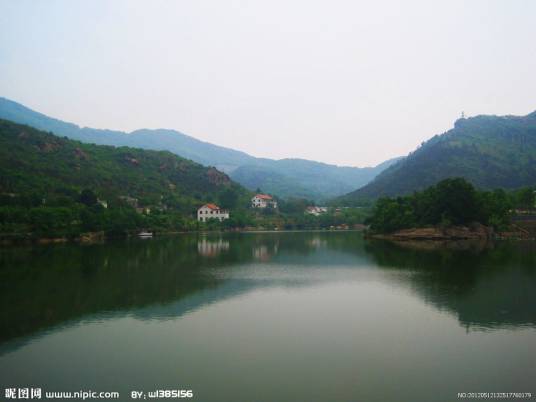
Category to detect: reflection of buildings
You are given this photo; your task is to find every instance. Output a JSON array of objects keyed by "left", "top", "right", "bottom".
[
  {"left": 4, "top": 232, "right": 536, "bottom": 347},
  {"left": 308, "top": 236, "right": 327, "bottom": 249},
  {"left": 197, "top": 238, "right": 230, "bottom": 257},
  {"left": 252, "top": 242, "right": 279, "bottom": 261}
]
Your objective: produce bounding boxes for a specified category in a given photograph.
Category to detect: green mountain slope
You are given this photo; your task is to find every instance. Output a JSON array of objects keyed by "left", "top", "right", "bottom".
[
  {"left": 0, "top": 97, "right": 398, "bottom": 200},
  {"left": 229, "top": 164, "right": 316, "bottom": 199},
  {"left": 0, "top": 119, "right": 247, "bottom": 214},
  {"left": 0, "top": 97, "right": 254, "bottom": 171},
  {"left": 230, "top": 157, "right": 402, "bottom": 200},
  {"left": 338, "top": 111, "right": 536, "bottom": 205}
]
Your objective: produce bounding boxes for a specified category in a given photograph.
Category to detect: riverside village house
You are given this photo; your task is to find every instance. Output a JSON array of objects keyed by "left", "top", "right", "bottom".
[
  {"left": 305, "top": 206, "right": 328, "bottom": 216},
  {"left": 197, "top": 203, "right": 229, "bottom": 222},
  {"left": 251, "top": 194, "right": 278, "bottom": 209}
]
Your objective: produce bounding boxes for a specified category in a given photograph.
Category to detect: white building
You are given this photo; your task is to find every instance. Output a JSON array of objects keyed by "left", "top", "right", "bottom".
[
  {"left": 305, "top": 206, "right": 328, "bottom": 216},
  {"left": 197, "top": 203, "right": 230, "bottom": 222},
  {"left": 251, "top": 194, "right": 278, "bottom": 209}
]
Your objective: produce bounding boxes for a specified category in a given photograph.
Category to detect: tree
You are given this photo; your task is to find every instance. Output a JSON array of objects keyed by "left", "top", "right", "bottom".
[
  {"left": 367, "top": 178, "right": 511, "bottom": 233},
  {"left": 79, "top": 189, "right": 98, "bottom": 207},
  {"left": 219, "top": 188, "right": 239, "bottom": 209},
  {"left": 279, "top": 198, "right": 309, "bottom": 214},
  {"left": 514, "top": 188, "right": 535, "bottom": 210},
  {"left": 429, "top": 178, "right": 479, "bottom": 225}
]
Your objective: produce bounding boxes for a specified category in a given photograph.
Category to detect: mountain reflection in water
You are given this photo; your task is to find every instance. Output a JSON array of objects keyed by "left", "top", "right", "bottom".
[{"left": 1, "top": 232, "right": 535, "bottom": 347}]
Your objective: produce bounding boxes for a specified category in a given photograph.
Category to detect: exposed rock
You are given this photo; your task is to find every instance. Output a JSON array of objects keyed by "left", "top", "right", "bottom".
[
  {"left": 497, "top": 223, "right": 535, "bottom": 240},
  {"left": 37, "top": 237, "right": 68, "bottom": 244},
  {"left": 74, "top": 147, "right": 89, "bottom": 160},
  {"left": 386, "top": 239, "right": 492, "bottom": 252},
  {"left": 206, "top": 167, "right": 230, "bottom": 186},
  {"left": 78, "top": 231, "right": 105, "bottom": 244},
  {"left": 38, "top": 141, "right": 61, "bottom": 152},
  {"left": 371, "top": 223, "right": 494, "bottom": 241}
]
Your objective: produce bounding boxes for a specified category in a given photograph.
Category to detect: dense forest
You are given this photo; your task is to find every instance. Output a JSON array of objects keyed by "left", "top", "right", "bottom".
[
  {"left": 0, "top": 119, "right": 370, "bottom": 240},
  {"left": 6, "top": 113, "right": 536, "bottom": 241},
  {"left": 228, "top": 157, "right": 401, "bottom": 201},
  {"left": 366, "top": 178, "right": 535, "bottom": 234},
  {"left": 0, "top": 97, "right": 398, "bottom": 201},
  {"left": 0, "top": 119, "right": 251, "bottom": 238},
  {"left": 338, "top": 111, "right": 536, "bottom": 205}
]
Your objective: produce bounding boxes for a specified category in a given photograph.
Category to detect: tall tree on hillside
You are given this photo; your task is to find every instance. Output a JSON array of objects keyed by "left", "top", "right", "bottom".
[{"left": 79, "top": 189, "right": 97, "bottom": 207}]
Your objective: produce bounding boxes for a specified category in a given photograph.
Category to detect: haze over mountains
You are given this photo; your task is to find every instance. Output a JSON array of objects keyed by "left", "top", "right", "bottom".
[
  {"left": 0, "top": 97, "right": 399, "bottom": 201},
  {"left": 4, "top": 97, "right": 535, "bottom": 206},
  {"left": 338, "top": 110, "right": 536, "bottom": 205}
]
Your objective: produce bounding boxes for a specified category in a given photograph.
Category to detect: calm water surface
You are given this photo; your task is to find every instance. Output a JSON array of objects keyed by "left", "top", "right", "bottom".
[{"left": 1, "top": 232, "right": 535, "bottom": 401}]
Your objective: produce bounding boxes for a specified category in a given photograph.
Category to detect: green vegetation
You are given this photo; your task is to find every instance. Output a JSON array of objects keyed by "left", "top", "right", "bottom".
[
  {"left": 253, "top": 202, "right": 370, "bottom": 231},
  {"left": 0, "top": 119, "right": 249, "bottom": 239},
  {"left": 366, "top": 178, "right": 535, "bottom": 234},
  {"left": 339, "top": 111, "right": 536, "bottom": 205},
  {"left": 0, "top": 119, "right": 373, "bottom": 240},
  {"left": 0, "top": 97, "right": 399, "bottom": 201},
  {"left": 198, "top": 197, "right": 371, "bottom": 232},
  {"left": 229, "top": 157, "right": 401, "bottom": 201}
]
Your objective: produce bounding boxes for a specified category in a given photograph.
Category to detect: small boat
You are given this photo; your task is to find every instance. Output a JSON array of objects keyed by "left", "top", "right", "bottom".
[{"left": 138, "top": 231, "right": 153, "bottom": 238}]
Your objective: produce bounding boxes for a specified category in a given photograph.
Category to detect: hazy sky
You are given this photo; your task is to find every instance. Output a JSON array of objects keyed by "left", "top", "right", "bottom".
[{"left": 1, "top": 0, "right": 535, "bottom": 166}]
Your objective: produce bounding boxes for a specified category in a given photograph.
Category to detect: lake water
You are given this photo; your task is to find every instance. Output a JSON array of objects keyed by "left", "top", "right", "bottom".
[{"left": 1, "top": 232, "right": 535, "bottom": 402}]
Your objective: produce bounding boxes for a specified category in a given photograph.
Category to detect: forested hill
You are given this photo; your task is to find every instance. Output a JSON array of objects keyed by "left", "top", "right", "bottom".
[
  {"left": 0, "top": 119, "right": 248, "bottom": 214},
  {"left": 229, "top": 156, "right": 402, "bottom": 200},
  {"left": 0, "top": 97, "right": 254, "bottom": 171},
  {"left": 337, "top": 111, "right": 536, "bottom": 205},
  {"left": 0, "top": 97, "right": 398, "bottom": 200}
]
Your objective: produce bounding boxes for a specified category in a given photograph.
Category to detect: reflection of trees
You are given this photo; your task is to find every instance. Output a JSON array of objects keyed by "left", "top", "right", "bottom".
[
  {"left": 2, "top": 232, "right": 534, "bottom": 345},
  {"left": 1, "top": 236, "right": 222, "bottom": 344},
  {"left": 0, "top": 233, "right": 313, "bottom": 344},
  {"left": 0, "top": 232, "right": 361, "bottom": 344},
  {"left": 364, "top": 240, "right": 536, "bottom": 330}
]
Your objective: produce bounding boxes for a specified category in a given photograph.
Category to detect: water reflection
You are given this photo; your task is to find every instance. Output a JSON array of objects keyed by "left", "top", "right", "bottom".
[
  {"left": 197, "top": 237, "right": 229, "bottom": 257},
  {"left": 1, "top": 233, "right": 535, "bottom": 347},
  {"left": 364, "top": 239, "right": 536, "bottom": 330}
]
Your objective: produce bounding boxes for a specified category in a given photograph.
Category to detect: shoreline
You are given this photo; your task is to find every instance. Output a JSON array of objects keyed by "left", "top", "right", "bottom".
[
  {"left": 0, "top": 227, "right": 366, "bottom": 246},
  {"left": 367, "top": 223, "right": 536, "bottom": 242},
  {"left": 3, "top": 224, "right": 535, "bottom": 247}
]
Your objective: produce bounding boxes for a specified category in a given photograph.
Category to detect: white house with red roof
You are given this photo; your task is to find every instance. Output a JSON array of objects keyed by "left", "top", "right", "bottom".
[
  {"left": 251, "top": 194, "right": 278, "bottom": 209},
  {"left": 197, "top": 203, "right": 229, "bottom": 222},
  {"left": 305, "top": 206, "right": 328, "bottom": 216}
]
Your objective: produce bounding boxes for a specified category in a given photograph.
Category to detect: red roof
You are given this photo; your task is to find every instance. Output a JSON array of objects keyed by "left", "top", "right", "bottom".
[
  {"left": 255, "top": 194, "right": 273, "bottom": 200},
  {"left": 202, "top": 203, "right": 220, "bottom": 210}
]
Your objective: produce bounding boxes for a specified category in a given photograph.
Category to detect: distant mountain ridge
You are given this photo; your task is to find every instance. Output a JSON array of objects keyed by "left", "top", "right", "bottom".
[
  {"left": 0, "top": 97, "right": 255, "bottom": 169},
  {"left": 230, "top": 157, "right": 402, "bottom": 200},
  {"left": 0, "top": 97, "right": 400, "bottom": 200},
  {"left": 337, "top": 110, "right": 536, "bottom": 205}
]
